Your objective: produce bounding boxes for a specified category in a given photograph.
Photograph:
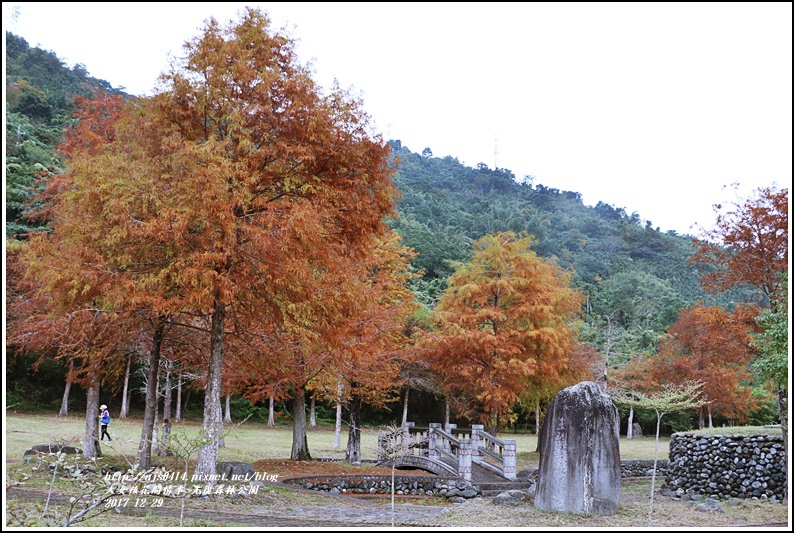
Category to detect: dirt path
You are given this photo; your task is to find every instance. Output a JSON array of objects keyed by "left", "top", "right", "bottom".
[{"left": 6, "top": 486, "right": 450, "bottom": 527}]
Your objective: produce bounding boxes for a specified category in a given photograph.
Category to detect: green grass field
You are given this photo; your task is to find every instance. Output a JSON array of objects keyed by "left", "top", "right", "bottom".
[
  {"left": 4, "top": 412, "right": 679, "bottom": 470},
  {"left": 5, "top": 413, "right": 788, "bottom": 528}
]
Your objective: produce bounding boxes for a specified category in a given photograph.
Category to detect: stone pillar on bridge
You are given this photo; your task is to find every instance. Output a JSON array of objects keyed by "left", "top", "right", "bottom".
[
  {"left": 443, "top": 423, "right": 456, "bottom": 454},
  {"left": 458, "top": 439, "right": 472, "bottom": 480},
  {"left": 401, "top": 421, "right": 415, "bottom": 453},
  {"left": 502, "top": 439, "right": 517, "bottom": 480},
  {"left": 428, "top": 423, "right": 441, "bottom": 462},
  {"left": 470, "top": 424, "right": 484, "bottom": 463}
]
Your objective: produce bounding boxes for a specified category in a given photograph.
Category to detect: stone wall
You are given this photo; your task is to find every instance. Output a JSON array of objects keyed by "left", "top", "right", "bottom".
[
  {"left": 664, "top": 433, "right": 787, "bottom": 501},
  {"left": 621, "top": 460, "right": 668, "bottom": 477},
  {"left": 282, "top": 475, "right": 479, "bottom": 502}
]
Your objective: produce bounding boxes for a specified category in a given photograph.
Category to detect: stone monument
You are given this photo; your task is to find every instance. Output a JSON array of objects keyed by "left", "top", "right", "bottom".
[{"left": 534, "top": 381, "right": 621, "bottom": 515}]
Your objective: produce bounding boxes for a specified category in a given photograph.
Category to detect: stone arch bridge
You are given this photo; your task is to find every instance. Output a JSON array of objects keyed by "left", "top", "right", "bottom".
[{"left": 378, "top": 423, "right": 522, "bottom": 485}]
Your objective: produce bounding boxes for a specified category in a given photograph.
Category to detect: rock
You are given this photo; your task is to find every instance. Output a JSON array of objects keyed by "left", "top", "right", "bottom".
[
  {"left": 447, "top": 496, "right": 466, "bottom": 504},
  {"left": 534, "top": 381, "right": 621, "bottom": 516},
  {"left": 23, "top": 444, "right": 82, "bottom": 462},
  {"left": 696, "top": 498, "right": 724, "bottom": 513},
  {"left": 492, "top": 490, "right": 526, "bottom": 506},
  {"left": 217, "top": 461, "right": 256, "bottom": 481}
]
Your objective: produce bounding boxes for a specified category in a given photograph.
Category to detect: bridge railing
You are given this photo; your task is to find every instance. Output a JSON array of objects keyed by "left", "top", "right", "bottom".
[
  {"left": 427, "top": 423, "right": 472, "bottom": 480},
  {"left": 378, "top": 422, "right": 515, "bottom": 481},
  {"left": 378, "top": 422, "right": 427, "bottom": 459},
  {"left": 471, "top": 424, "right": 517, "bottom": 480}
]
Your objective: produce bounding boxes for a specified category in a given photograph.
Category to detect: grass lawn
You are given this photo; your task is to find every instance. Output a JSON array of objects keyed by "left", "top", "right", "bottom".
[
  {"left": 4, "top": 411, "right": 677, "bottom": 471},
  {"left": 5, "top": 412, "right": 788, "bottom": 528}
]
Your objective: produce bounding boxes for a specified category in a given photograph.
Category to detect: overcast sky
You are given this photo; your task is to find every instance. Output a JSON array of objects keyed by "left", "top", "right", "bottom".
[{"left": 4, "top": 2, "right": 791, "bottom": 236}]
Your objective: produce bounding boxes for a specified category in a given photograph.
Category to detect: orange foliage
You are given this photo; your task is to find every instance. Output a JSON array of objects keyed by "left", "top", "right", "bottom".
[
  {"left": 17, "top": 8, "right": 404, "bottom": 470},
  {"left": 652, "top": 304, "right": 761, "bottom": 422},
  {"left": 691, "top": 185, "right": 788, "bottom": 306},
  {"left": 424, "top": 231, "right": 585, "bottom": 429}
]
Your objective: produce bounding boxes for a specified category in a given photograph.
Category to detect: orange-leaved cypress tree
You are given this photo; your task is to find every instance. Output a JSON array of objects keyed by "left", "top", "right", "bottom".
[
  {"left": 652, "top": 304, "right": 761, "bottom": 427},
  {"left": 691, "top": 185, "right": 788, "bottom": 308},
  {"left": 427, "top": 231, "right": 585, "bottom": 433},
  {"left": 157, "top": 10, "right": 397, "bottom": 477},
  {"left": 28, "top": 7, "right": 398, "bottom": 478}
]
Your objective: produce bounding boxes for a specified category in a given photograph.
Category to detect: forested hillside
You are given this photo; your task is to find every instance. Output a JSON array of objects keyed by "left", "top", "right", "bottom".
[
  {"left": 387, "top": 141, "right": 735, "bottom": 351},
  {"left": 5, "top": 32, "right": 128, "bottom": 236},
  {"left": 5, "top": 27, "right": 782, "bottom": 439}
]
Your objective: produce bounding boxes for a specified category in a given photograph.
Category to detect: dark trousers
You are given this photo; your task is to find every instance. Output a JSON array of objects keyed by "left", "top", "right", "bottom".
[{"left": 101, "top": 424, "right": 111, "bottom": 441}]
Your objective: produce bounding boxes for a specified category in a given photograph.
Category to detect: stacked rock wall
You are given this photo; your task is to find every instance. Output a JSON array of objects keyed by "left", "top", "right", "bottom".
[
  {"left": 621, "top": 460, "right": 668, "bottom": 477},
  {"left": 283, "top": 475, "right": 479, "bottom": 502},
  {"left": 665, "top": 433, "right": 786, "bottom": 501}
]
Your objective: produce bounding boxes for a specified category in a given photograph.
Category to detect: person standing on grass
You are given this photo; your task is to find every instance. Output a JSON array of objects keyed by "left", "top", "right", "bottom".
[{"left": 100, "top": 404, "right": 112, "bottom": 442}]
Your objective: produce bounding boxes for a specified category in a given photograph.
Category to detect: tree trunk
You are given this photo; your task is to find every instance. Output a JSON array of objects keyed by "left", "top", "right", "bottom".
[
  {"left": 162, "top": 361, "right": 172, "bottom": 424},
  {"left": 334, "top": 380, "right": 343, "bottom": 449},
  {"left": 345, "top": 393, "right": 362, "bottom": 464},
  {"left": 175, "top": 369, "right": 182, "bottom": 423},
  {"left": 59, "top": 359, "right": 74, "bottom": 417},
  {"left": 309, "top": 395, "right": 316, "bottom": 427},
  {"left": 401, "top": 387, "right": 409, "bottom": 426},
  {"left": 444, "top": 396, "right": 450, "bottom": 427},
  {"left": 290, "top": 387, "right": 312, "bottom": 460},
  {"left": 120, "top": 353, "right": 132, "bottom": 419},
  {"left": 707, "top": 404, "right": 713, "bottom": 428},
  {"left": 83, "top": 372, "right": 101, "bottom": 459},
  {"left": 486, "top": 412, "right": 499, "bottom": 436},
  {"left": 158, "top": 360, "right": 173, "bottom": 456},
  {"left": 627, "top": 406, "right": 635, "bottom": 439},
  {"left": 648, "top": 411, "right": 664, "bottom": 526},
  {"left": 698, "top": 407, "right": 705, "bottom": 430},
  {"left": 137, "top": 321, "right": 164, "bottom": 469},
  {"left": 535, "top": 403, "right": 541, "bottom": 435},
  {"left": 152, "top": 370, "right": 160, "bottom": 455},
  {"left": 268, "top": 394, "right": 275, "bottom": 427},
  {"left": 224, "top": 392, "right": 232, "bottom": 423},
  {"left": 195, "top": 298, "right": 225, "bottom": 483}
]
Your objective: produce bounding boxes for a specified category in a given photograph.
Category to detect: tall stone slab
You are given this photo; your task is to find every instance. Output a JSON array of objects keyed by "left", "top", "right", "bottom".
[{"left": 534, "top": 381, "right": 621, "bottom": 515}]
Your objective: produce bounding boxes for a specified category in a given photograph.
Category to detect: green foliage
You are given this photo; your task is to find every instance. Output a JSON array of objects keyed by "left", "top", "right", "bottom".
[
  {"left": 752, "top": 273, "right": 788, "bottom": 392},
  {"left": 610, "top": 381, "right": 706, "bottom": 526},
  {"left": 743, "top": 386, "right": 779, "bottom": 426},
  {"left": 227, "top": 396, "right": 275, "bottom": 424},
  {"left": 5, "top": 32, "right": 128, "bottom": 239},
  {"left": 5, "top": 349, "right": 70, "bottom": 411},
  {"left": 611, "top": 381, "right": 705, "bottom": 416},
  {"left": 5, "top": 32, "right": 128, "bottom": 111}
]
